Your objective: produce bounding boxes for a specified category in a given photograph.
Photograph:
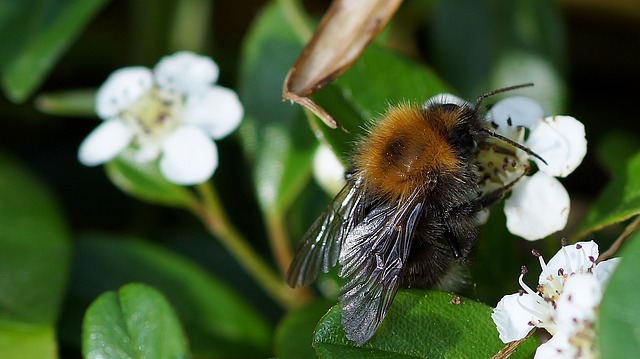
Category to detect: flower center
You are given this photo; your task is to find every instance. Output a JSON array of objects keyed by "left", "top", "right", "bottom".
[
  {"left": 476, "top": 134, "right": 529, "bottom": 193},
  {"left": 121, "top": 86, "right": 184, "bottom": 157}
]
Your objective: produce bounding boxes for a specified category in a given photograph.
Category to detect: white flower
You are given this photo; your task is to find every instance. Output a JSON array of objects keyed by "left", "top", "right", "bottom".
[
  {"left": 78, "top": 51, "right": 243, "bottom": 185},
  {"left": 491, "top": 241, "right": 621, "bottom": 358},
  {"left": 485, "top": 97, "right": 587, "bottom": 240},
  {"left": 313, "top": 143, "right": 346, "bottom": 196}
]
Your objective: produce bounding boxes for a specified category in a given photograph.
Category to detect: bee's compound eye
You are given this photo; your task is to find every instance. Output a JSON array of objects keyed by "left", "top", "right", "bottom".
[{"left": 450, "top": 125, "right": 476, "bottom": 151}]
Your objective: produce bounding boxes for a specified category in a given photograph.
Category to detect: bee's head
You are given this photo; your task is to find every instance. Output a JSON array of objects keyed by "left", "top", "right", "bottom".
[{"left": 421, "top": 99, "right": 484, "bottom": 160}]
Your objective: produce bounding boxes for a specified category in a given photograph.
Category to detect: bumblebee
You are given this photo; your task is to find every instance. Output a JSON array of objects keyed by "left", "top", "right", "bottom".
[{"left": 286, "top": 85, "right": 543, "bottom": 345}]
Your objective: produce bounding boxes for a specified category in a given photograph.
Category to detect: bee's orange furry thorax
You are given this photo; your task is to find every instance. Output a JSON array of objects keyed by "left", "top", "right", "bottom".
[{"left": 354, "top": 104, "right": 461, "bottom": 201}]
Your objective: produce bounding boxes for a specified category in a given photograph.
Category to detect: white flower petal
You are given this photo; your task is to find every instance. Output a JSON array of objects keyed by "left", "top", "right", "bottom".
[
  {"left": 534, "top": 332, "right": 577, "bottom": 359},
  {"left": 159, "top": 126, "right": 217, "bottom": 185},
  {"left": 504, "top": 172, "right": 570, "bottom": 240},
  {"left": 525, "top": 115, "right": 587, "bottom": 178},
  {"left": 541, "top": 241, "right": 598, "bottom": 284},
  {"left": 78, "top": 119, "right": 134, "bottom": 166},
  {"left": 154, "top": 51, "right": 219, "bottom": 96},
  {"left": 553, "top": 273, "right": 601, "bottom": 327},
  {"left": 475, "top": 208, "right": 490, "bottom": 225},
  {"left": 183, "top": 86, "right": 243, "bottom": 139},
  {"left": 424, "top": 93, "right": 468, "bottom": 107},
  {"left": 486, "top": 96, "right": 544, "bottom": 137},
  {"left": 96, "top": 67, "right": 153, "bottom": 118},
  {"left": 313, "top": 144, "right": 346, "bottom": 196},
  {"left": 492, "top": 293, "right": 538, "bottom": 343},
  {"left": 594, "top": 257, "right": 621, "bottom": 287},
  {"left": 135, "top": 143, "right": 161, "bottom": 163}
]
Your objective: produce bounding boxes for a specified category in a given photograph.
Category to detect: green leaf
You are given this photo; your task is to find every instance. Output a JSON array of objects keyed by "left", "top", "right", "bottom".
[
  {"left": 275, "top": 300, "right": 333, "bottom": 359},
  {"left": 0, "top": 0, "right": 108, "bottom": 102},
  {"left": 574, "top": 132, "right": 640, "bottom": 239},
  {"left": 71, "top": 234, "right": 270, "bottom": 358},
  {"left": 429, "top": 0, "right": 566, "bottom": 101},
  {"left": 599, "top": 231, "right": 640, "bottom": 357},
  {"left": 238, "top": 3, "right": 316, "bottom": 214},
  {"left": 0, "top": 324, "right": 56, "bottom": 359},
  {"left": 104, "top": 150, "right": 194, "bottom": 208},
  {"left": 312, "top": 44, "right": 450, "bottom": 159},
  {"left": 34, "top": 89, "right": 97, "bottom": 118},
  {"left": 490, "top": 50, "right": 566, "bottom": 114},
  {"left": 0, "top": 152, "right": 70, "bottom": 325},
  {"left": 313, "top": 291, "right": 537, "bottom": 358},
  {"left": 82, "top": 283, "right": 189, "bottom": 359}
]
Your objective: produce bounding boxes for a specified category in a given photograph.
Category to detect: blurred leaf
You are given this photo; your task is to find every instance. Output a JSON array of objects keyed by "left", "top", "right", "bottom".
[
  {"left": 429, "top": 0, "right": 494, "bottom": 97},
  {"left": 0, "top": 152, "right": 70, "bottom": 358},
  {"left": 0, "top": 0, "right": 108, "bottom": 102},
  {"left": 313, "top": 290, "right": 537, "bottom": 358},
  {"left": 574, "top": 132, "right": 640, "bottom": 239},
  {"left": 238, "top": 3, "right": 316, "bottom": 214},
  {"left": 490, "top": 50, "right": 566, "bottom": 114},
  {"left": 313, "top": 44, "right": 449, "bottom": 158},
  {"left": 71, "top": 234, "right": 270, "bottom": 358},
  {"left": 594, "top": 130, "right": 640, "bottom": 175},
  {"left": 82, "top": 283, "right": 190, "bottom": 359},
  {"left": 599, "top": 231, "right": 640, "bottom": 358},
  {"left": 0, "top": 152, "right": 70, "bottom": 325},
  {"left": 35, "top": 89, "right": 96, "bottom": 118},
  {"left": 0, "top": 325, "right": 56, "bottom": 359},
  {"left": 508, "top": 0, "right": 567, "bottom": 69},
  {"left": 489, "top": 0, "right": 567, "bottom": 114},
  {"left": 429, "top": 0, "right": 566, "bottom": 100},
  {"left": 104, "top": 150, "right": 194, "bottom": 208},
  {"left": 275, "top": 299, "right": 333, "bottom": 359}
]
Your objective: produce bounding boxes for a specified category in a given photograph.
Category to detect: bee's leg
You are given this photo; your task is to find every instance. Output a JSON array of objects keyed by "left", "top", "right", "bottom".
[
  {"left": 444, "top": 231, "right": 462, "bottom": 259},
  {"left": 473, "top": 169, "right": 530, "bottom": 210},
  {"left": 442, "top": 201, "right": 477, "bottom": 260},
  {"left": 473, "top": 186, "right": 508, "bottom": 210}
]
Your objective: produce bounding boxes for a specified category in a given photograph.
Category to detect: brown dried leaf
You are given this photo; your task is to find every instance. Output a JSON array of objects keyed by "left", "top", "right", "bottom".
[{"left": 283, "top": 0, "right": 403, "bottom": 128}]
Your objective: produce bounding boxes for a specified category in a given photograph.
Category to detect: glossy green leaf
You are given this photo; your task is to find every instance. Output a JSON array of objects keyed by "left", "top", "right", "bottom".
[
  {"left": 0, "top": 152, "right": 70, "bottom": 325},
  {"left": 104, "top": 150, "right": 194, "bottom": 208},
  {"left": 574, "top": 132, "right": 640, "bottom": 239},
  {"left": 35, "top": 89, "right": 97, "bottom": 118},
  {"left": 0, "top": 324, "right": 56, "bottom": 359},
  {"left": 238, "top": 3, "right": 316, "bottom": 213},
  {"left": 71, "top": 234, "right": 270, "bottom": 358},
  {"left": 275, "top": 300, "right": 333, "bottom": 359},
  {"left": 82, "top": 283, "right": 189, "bottom": 359},
  {"left": 0, "top": 0, "right": 108, "bottom": 102},
  {"left": 599, "top": 230, "right": 640, "bottom": 358},
  {"left": 313, "top": 291, "right": 537, "bottom": 358},
  {"left": 312, "top": 44, "right": 450, "bottom": 159}
]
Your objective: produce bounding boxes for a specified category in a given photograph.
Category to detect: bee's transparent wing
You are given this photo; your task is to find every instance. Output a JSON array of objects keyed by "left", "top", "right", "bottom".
[
  {"left": 286, "top": 176, "right": 368, "bottom": 287},
  {"left": 338, "top": 190, "right": 423, "bottom": 346}
]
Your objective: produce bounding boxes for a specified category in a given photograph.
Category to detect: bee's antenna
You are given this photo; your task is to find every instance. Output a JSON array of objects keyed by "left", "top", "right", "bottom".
[
  {"left": 475, "top": 83, "right": 534, "bottom": 108},
  {"left": 474, "top": 83, "right": 545, "bottom": 165},
  {"left": 480, "top": 127, "right": 548, "bottom": 165}
]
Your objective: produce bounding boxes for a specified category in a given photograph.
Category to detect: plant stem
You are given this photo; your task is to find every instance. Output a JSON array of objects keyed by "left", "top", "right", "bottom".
[
  {"left": 169, "top": 0, "right": 211, "bottom": 52},
  {"left": 192, "top": 182, "right": 309, "bottom": 308},
  {"left": 598, "top": 215, "right": 640, "bottom": 263},
  {"left": 265, "top": 211, "right": 294, "bottom": 275}
]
